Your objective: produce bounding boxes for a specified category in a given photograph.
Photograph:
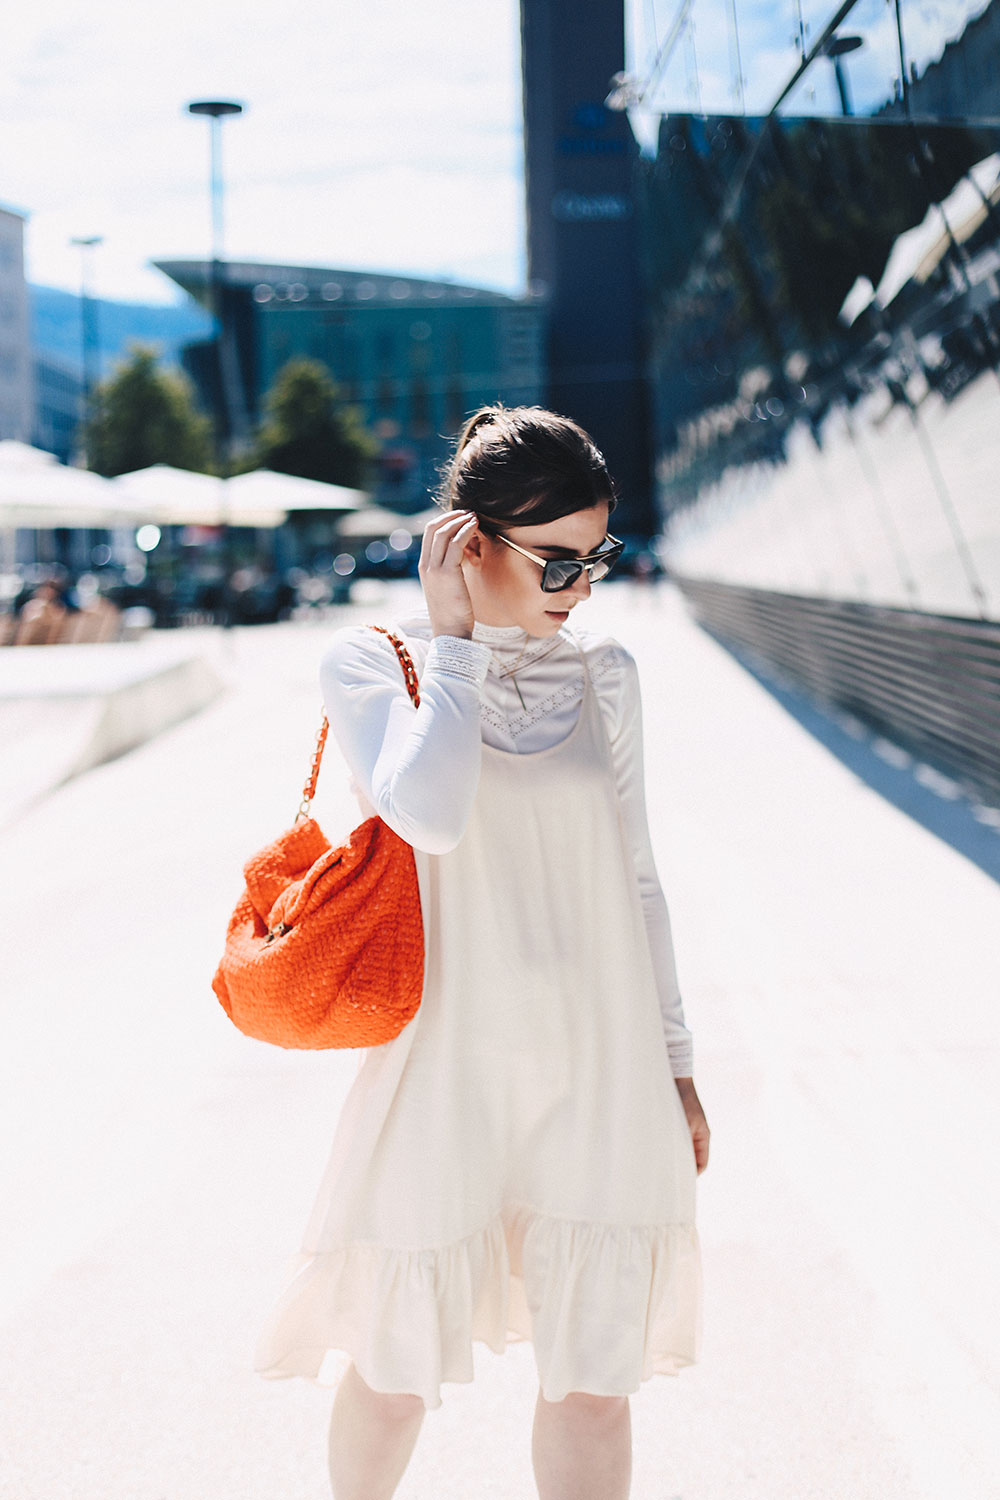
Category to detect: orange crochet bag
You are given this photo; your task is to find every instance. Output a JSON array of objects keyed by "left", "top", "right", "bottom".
[{"left": 211, "top": 625, "right": 425, "bottom": 1049}]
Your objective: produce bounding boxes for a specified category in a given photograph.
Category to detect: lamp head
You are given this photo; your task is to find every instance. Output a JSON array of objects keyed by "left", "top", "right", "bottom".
[{"left": 186, "top": 100, "right": 245, "bottom": 119}]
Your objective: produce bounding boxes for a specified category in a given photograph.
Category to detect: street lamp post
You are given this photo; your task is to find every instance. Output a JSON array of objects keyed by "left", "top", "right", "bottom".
[
  {"left": 186, "top": 97, "right": 244, "bottom": 628},
  {"left": 70, "top": 234, "right": 103, "bottom": 458}
]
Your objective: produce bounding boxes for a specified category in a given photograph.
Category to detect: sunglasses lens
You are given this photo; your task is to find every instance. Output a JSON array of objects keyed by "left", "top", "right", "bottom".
[
  {"left": 590, "top": 550, "right": 622, "bottom": 582},
  {"left": 542, "top": 560, "right": 583, "bottom": 592}
]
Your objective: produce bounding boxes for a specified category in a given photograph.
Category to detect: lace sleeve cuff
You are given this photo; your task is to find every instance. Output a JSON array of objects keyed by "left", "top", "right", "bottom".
[
  {"left": 425, "top": 634, "right": 492, "bottom": 688},
  {"left": 667, "top": 1041, "right": 694, "bottom": 1078}
]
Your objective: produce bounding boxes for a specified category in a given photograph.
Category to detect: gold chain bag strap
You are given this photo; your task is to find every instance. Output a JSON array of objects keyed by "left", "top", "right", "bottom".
[{"left": 210, "top": 625, "right": 425, "bottom": 1049}]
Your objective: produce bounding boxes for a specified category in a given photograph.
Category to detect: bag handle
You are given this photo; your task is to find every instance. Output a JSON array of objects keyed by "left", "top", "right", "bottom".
[{"left": 295, "top": 625, "right": 421, "bottom": 823}]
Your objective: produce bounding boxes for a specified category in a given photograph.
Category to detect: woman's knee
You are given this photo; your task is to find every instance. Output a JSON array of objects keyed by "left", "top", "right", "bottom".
[{"left": 541, "top": 1391, "right": 629, "bottom": 1426}]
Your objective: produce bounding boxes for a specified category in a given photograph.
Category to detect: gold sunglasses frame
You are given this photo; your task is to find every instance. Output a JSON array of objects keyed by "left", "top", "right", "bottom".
[{"left": 493, "top": 532, "right": 625, "bottom": 592}]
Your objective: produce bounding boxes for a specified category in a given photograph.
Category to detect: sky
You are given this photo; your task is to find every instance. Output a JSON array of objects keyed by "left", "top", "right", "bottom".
[
  {"left": 2, "top": 0, "right": 526, "bottom": 304},
  {"left": 1, "top": 0, "right": 985, "bottom": 306}
]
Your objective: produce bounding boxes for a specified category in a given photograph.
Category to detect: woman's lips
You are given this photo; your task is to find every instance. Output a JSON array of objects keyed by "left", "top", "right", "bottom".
[{"left": 545, "top": 609, "right": 570, "bottom": 621}]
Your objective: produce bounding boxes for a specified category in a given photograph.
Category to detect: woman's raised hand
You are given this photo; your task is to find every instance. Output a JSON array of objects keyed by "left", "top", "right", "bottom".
[{"left": 419, "top": 509, "right": 480, "bottom": 639}]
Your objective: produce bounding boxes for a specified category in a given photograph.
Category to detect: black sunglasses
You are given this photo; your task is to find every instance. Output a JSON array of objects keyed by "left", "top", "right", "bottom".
[{"left": 494, "top": 532, "right": 625, "bottom": 592}]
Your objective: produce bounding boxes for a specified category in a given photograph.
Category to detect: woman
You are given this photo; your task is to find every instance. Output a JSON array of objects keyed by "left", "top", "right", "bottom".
[{"left": 254, "top": 404, "right": 710, "bottom": 1500}]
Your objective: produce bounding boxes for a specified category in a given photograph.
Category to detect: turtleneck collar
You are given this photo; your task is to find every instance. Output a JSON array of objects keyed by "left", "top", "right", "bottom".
[
  {"left": 396, "top": 608, "right": 561, "bottom": 663},
  {"left": 471, "top": 617, "right": 571, "bottom": 677},
  {"left": 471, "top": 620, "right": 528, "bottom": 647}
]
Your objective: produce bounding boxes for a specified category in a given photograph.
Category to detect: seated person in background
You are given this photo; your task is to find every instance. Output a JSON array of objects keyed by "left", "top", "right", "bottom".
[
  {"left": 63, "top": 589, "right": 121, "bottom": 643},
  {"left": 13, "top": 578, "right": 69, "bottom": 646}
]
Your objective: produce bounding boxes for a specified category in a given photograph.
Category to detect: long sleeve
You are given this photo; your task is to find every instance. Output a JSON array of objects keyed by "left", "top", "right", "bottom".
[
  {"left": 600, "top": 646, "right": 694, "bottom": 1079},
  {"left": 318, "top": 626, "right": 492, "bottom": 855}
]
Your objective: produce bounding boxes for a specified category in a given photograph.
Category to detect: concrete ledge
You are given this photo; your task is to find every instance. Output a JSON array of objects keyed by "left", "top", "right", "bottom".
[{"left": 0, "top": 640, "right": 225, "bottom": 829}]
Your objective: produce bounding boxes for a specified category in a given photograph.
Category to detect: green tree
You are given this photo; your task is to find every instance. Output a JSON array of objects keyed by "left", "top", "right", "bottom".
[
  {"left": 85, "top": 345, "right": 213, "bottom": 476},
  {"left": 253, "top": 358, "right": 375, "bottom": 487}
]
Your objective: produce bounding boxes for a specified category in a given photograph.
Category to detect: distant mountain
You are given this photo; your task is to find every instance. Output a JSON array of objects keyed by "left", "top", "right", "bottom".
[{"left": 30, "top": 284, "right": 212, "bottom": 378}]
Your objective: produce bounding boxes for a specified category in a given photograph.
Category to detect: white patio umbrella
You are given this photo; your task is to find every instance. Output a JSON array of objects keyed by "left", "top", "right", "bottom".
[
  {"left": 0, "top": 440, "right": 60, "bottom": 471},
  {"left": 225, "top": 468, "right": 367, "bottom": 516},
  {"left": 0, "top": 460, "right": 130, "bottom": 528},
  {"left": 111, "top": 465, "right": 284, "bottom": 528},
  {"left": 112, "top": 465, "right": 230, "bottom": 525}
]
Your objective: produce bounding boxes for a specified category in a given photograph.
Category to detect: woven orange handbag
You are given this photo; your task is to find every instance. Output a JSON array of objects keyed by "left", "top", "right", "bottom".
[{"left": 211, "top": 625, "right": 425, "bottom": 1049}]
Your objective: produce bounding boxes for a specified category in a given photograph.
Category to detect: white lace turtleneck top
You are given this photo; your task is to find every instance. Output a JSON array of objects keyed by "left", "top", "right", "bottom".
[{"left": 318, "top": 609, "right": 694, "bottom": 1079}]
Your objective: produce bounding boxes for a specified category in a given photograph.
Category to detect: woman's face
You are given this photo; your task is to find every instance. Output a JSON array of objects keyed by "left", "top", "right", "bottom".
[{"left": 461, "top": 500, "right": 612, "bottom": 637}]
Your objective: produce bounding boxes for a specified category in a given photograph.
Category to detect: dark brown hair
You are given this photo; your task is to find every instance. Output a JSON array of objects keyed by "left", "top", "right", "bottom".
[{"left": 433, "top": 403, "right": 618, "bottom": 536}]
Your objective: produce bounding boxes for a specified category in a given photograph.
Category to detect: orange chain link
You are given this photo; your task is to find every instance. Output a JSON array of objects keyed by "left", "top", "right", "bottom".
[
  {"left": 295, "top": 626, "right": 420, "bottom": 822},
  {"left": 370, "top": 625, "right": 422, "bottom": 710}
]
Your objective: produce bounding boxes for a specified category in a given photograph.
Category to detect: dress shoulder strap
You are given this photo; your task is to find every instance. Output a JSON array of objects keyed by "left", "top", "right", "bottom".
[
  {"left": 564, "top": 623, "right": 594, "bottom": 691},
  {"left": 564, "top": 625, "right": 621, "bottom": 764}
]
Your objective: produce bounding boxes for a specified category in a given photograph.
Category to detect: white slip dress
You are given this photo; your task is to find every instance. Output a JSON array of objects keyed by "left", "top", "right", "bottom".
[{"left": 253, "top": 630, "right": 702, "bottom": 1408}]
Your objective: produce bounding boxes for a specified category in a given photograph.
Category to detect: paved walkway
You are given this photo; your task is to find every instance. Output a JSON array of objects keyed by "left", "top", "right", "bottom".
[
  {"left": 0, "top": 633, "right": 223, "bottom": 831},
  {"left": 1, "top": 580, "right": 998, "bottom": 1499}
]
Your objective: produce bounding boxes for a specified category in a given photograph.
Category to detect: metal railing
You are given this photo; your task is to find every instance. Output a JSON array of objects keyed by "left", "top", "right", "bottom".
[{"left": 672, "top": 575, "right": 1000, "bottom": 807}]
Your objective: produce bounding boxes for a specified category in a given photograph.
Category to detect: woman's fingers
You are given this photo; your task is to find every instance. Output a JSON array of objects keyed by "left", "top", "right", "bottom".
[
  {"left": 429, "top": 516, "right": 477, "bottom": 565},
  {"left": 675, "top": 1083, "right": 710, "bottom": 1175},
  {"left": 424, "top": 510, "right": 475, "bottom": 546},
  {"left": 692, "top": 1120, "right": 710, "bottom": 1173},
  {"left": 441, "top": 518, "right": 479, "bottom": 562},
  {"left": 420, "top": 511, "right": 478, "bottom": 570},
  {"left": 418, "top": 510, "right": 479, "bottom": 639}
]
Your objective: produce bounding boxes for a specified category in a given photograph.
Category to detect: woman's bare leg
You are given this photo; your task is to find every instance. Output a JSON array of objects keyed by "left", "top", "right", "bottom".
[
  {"left": 531, "top": 1390, "right": 632, "bottom": 1500},
  {"left": 327, "top": 1361, "right": 426, "bottom": 1500}
]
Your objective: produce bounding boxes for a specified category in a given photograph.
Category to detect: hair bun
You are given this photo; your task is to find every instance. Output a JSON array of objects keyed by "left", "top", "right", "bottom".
[
  {"left": 455, "top": 404, "right": 506, "bottom": 456},
  {"left": 432, "top": 403, "right": 617, "bottom": 526}
]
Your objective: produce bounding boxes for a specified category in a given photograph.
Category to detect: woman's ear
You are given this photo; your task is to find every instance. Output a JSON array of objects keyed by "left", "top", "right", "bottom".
[{"left": 461, "top": 527, "right": 487, "bottom": 570}]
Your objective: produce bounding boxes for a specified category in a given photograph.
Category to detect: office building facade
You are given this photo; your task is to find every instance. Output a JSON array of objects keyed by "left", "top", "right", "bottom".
[
  {"left": 157, "top": 260, "right": 546, "bottom": 508},
  {"left": 519, "top": 0, "right": 654, "bottom": 534},
  {"left": 33, "top": 356, "right": 84, "bottom": 464},
  {"left": 0, "top": 205, "right": 33, "bottom": 444}
]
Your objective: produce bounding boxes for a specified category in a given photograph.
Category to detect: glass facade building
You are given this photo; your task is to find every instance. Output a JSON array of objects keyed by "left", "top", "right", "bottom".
[
  {"left": 156, "top": 261, "right": 546, "bottom": 508},
  {"left": 629, "top": 0, "right": 1000, "bottom": 619}
]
